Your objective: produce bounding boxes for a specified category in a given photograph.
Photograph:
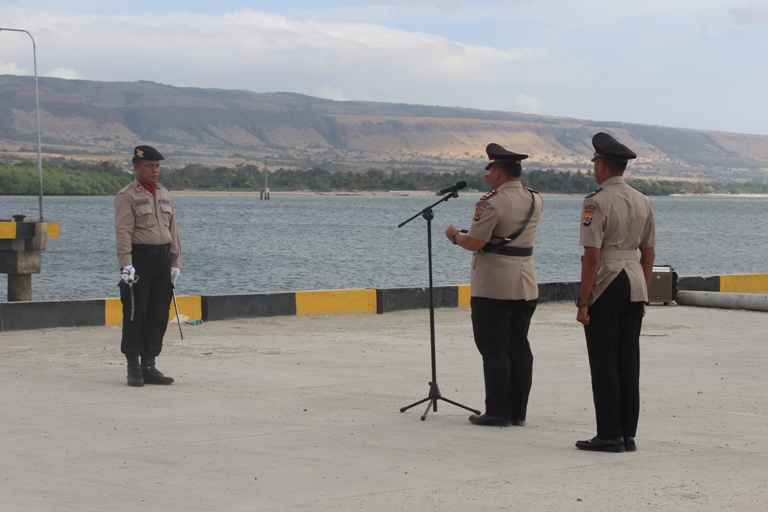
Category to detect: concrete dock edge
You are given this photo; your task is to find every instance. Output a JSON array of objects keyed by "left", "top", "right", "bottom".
[
  {"left": 0, "top": 299, "right": 104, "bottom": 331},
  {"left": 1, "top": 273, "right": 765, "bottom": 332},
  {"left": 202, "top": 292, "right": 296, "bottom": 321}
]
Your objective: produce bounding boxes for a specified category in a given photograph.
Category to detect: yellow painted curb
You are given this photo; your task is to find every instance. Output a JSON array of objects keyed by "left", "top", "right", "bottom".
[
  {"left": 105, "top": 298, "right": 122, "bottom": 326},
  {"left": 171, "top": 295, "right": 202, "bottom": 322},
  {"left": 104, "top": 295, "right": 203, "bottom": 326},
  {"left": 295, "top": 289, "right": 377, "bottom": 315},
  {"left": 720, "top": 273, "right": 768, "bottom": 293},
  {"left": 457, "top": 284, "right": 471, "bottom": 308}
]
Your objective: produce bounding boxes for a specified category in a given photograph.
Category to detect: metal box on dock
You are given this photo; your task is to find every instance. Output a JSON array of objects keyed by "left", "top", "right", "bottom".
[{"left": 648, "top": 265, "right": 676, "bottom": 305}]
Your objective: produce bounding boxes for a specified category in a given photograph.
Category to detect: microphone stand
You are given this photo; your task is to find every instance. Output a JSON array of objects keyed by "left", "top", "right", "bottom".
[{"left": 398, "top": 189, "right": 481, "bottom": 421}]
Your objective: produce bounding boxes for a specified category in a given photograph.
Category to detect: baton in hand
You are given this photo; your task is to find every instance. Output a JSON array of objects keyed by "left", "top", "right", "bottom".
[
  {"left": 126, "top": 275, "right": 139, "bottom": 322},
  {"left": 172, "top": 284, "right": 184, "bottom": 340}
]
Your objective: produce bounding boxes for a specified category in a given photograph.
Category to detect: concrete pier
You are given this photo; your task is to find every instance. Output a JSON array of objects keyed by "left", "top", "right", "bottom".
[{"left": 1, "top": 302, "right": 767, "bottom": 511}]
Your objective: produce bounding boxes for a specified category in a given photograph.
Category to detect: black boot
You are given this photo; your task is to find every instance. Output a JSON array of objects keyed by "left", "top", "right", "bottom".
[
  {"left": 141, "top": 354, "right": 174, "bottom": 385},
  {"left": 126, "top": 355, "right": 144, "bottom": 387}
]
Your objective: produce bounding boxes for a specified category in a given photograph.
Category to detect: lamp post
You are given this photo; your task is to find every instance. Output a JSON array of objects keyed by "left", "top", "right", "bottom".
[{"left": 0, "top": 27, "right": 44, "bottom": 221}]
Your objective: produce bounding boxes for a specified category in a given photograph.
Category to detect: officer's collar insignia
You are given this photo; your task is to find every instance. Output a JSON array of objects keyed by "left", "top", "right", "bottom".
[{"left": 137, "top": 184, "right": 144, "bottom": 191}]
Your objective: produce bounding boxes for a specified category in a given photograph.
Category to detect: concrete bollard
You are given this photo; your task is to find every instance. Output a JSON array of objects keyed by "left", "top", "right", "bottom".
[
  {"left": 0, "top": 215, "right": 59, "bottom": 301},
  {"left": 675, "top": 290, "right": 768, "bottom": 313}
]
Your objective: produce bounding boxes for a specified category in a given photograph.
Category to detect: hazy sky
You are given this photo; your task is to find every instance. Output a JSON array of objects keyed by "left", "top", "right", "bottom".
[{"left": 2, "top": 0, "right": 767, "bottom": 135}]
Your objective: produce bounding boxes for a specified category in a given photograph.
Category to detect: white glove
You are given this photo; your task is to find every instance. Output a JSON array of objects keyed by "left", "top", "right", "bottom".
[
  {"left": 121, "top": 265, "right": 136, "bottom": 283},
  {"left": 170, "top": 267, "right": 180, "bottom": 285}
]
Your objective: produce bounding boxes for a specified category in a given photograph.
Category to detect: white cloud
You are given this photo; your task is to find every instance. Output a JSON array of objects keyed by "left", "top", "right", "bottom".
[
  {"left": 45, "top": 67, "right": 87, "bottom": 79},
  {"left": 1, "top": 8, "right": 563, "bottom": 110},
  {"left": 315, "top": 85, "right": 348, "bottom": 102},
  {"left": 0, "top": 61, "right": 27, "bottom": 74},
  {"left": 1, "top": 2, "right": 766, "bottom": 134},
  {"left": 511, "top": 94, "right": 542, "bottom": 114}
]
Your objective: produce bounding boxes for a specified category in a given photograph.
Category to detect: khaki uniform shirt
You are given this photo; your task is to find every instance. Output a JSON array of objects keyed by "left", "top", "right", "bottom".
[
  {"left": 114, "top": 179, "right": 182, "bottom": 269},
  {"left": 467, "top": 180, "right": 543, "bottom": 300},
  {"left": 579, "top": 176, "right": 655, "bottom": 304}
]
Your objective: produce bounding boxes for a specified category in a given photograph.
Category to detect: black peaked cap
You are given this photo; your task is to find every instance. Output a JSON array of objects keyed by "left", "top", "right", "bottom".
[
  {"left": 485, "top": 143, "right": 528, "bottom": 170},
  {"left": 591, "top": 132, "right": 636, "bottom": 162}
]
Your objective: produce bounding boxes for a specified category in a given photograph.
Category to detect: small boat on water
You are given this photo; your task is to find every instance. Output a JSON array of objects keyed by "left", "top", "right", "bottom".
[{"left": 392, "top": 192, "right": 410, "bottom": 196}]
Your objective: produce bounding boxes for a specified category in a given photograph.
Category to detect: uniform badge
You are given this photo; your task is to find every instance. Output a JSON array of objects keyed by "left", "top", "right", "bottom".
[
  {"left": 474, "top": 203, "right": 488, "bottom": 221},
  {"left": 137, "top": 184, "right": 144, "bottom": 191},
  {"left": 583, "top": 213, "right": 593, "bottom": 226},
  {"left": 480, "top": 190, "right": 497, "bottom": 201},
  {"left": 136, "top": 148, "right": 144, "bottom": 158}
]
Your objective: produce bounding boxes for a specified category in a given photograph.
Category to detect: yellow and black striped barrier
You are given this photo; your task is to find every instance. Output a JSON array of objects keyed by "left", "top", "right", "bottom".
[{"left": 0, "top": 273, "right": 766, "bottom": 332}]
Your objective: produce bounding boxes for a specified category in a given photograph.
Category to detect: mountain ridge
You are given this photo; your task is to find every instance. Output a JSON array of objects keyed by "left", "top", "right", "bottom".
[{"left": 1, "top": 75, "right": 766, "bottom": 182}]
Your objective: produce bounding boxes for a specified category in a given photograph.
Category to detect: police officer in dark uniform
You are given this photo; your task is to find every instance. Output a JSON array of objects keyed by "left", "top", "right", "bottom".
[
  {"left": 115, "top": 146, "right": 182, "bottom": 387},
  {"left": 575, "top": 133, "right": 656, "bottom": 452},
  {"left": 446, "top": 143, "right": 543, "bottom": 427}
]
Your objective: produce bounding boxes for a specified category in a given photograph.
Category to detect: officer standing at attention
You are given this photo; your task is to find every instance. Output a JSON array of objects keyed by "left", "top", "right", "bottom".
[
  {"left": 575, "top": 132, "right": 655, "bottom": 452},
  {"left": 115, "top": 145, "right": 182, "bottom": 387},
  {"left": 446, "top": 143, "right": 543, "bottom": 427}
]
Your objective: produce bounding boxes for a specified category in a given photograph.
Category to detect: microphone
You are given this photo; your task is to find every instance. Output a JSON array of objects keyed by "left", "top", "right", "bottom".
[{"left": 435, "top": 181, "right": 467, "bottom": 196}]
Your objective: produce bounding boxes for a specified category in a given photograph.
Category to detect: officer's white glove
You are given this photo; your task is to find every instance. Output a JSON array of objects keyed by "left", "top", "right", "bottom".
[
  {"left": 121, "top": 265, "right": 136, "bottom": 283},
  {"left": 170, "top": 267, "right": 180, "bottom": 285}
]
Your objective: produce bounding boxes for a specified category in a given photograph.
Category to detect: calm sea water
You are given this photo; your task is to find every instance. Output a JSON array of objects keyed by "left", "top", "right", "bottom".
[{"left": 1, "top": 193, "right": 766, "bottom": 302}]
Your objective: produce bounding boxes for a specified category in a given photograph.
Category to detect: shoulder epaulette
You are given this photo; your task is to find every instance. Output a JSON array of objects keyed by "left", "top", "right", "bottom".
[
  {"left": 526, "top": 187, "right": 540, "bottom": 194},
  {"left": 480, "top": 189, "right": 498, "bottom": 200},
  {"left": 628, "top": 185, "right": 648, "bottom": 196},
  {"left": 585, "top": 187, "right": 602, "bottom": 198}
]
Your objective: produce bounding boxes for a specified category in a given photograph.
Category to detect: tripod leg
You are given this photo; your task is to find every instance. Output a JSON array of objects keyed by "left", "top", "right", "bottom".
[
  {"left": 439, "top": 396, "right": 481, "bottom": 415},
  {"left": 400, "top": 396, "right": 430, "bottom": 413},
  {"left": 420, "top": 399, "right": 436, "bottom": 421}
]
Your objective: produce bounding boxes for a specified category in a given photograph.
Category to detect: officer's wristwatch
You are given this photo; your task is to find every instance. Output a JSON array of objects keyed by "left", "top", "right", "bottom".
[
  {"left": 574, "top": 298, "right": 589, "bottom": 308},
  {"left": 450, "top": 233, "right": 458, "bottom": 245}
]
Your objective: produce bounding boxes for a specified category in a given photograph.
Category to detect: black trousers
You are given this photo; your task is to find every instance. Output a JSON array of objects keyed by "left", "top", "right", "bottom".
[
  {"left": 471, "top": 296, "right": 537, "bottom": 421},
  {"left": 584, "top": 269, "right": 644, "bottom": 439},
  {"left": 119, "top": 252, "right": 173, "bottom": 357}
]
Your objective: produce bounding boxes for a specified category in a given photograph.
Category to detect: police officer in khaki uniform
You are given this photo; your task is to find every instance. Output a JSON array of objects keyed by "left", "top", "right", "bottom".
[
  {"left": 575, "top": 132, "right": 655, "bottom": 452},
  {"left": 446, "top": 143, "right": 543, "bottom": 427},
  {"left": 115, "top": 145, "right": 182, "bottom": 387}
]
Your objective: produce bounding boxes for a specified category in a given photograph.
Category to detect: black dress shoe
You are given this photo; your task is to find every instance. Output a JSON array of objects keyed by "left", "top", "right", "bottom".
[
  {"left": 141, "top": 366, "right": 174, "bottom": 385},
  {"left": 469, "top": 414, "right": 511, "bottom": 427},
  {"left": 624, "top": 437, "right": 636, "bottom": 452},
  {"left": 575, "top": 436, "right": 625, "bottom": 452},
  {"left": 510, "top": 419, "right": 526, "bottom": 426}
]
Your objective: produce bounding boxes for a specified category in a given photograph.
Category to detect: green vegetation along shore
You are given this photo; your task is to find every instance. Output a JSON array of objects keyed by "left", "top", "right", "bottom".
[{"left": 2, "top": 160, "right": 767, "bottom": 196}]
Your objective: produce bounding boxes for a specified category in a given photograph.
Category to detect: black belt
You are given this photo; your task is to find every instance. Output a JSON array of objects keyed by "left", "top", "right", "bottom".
[
  {"left": 132, "top": 243, "right": 170, "bottom": 255},
  {"left": 482, "top": 245, "right": 533, "bottom": 257}
]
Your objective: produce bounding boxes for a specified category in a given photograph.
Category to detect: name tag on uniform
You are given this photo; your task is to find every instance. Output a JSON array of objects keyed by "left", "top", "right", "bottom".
[
  {"left": 158, "top": 199, "right": 171, "bottom": 205},
  {"left": 133, "top": 199, "right": 150, "bottom": 207}
]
